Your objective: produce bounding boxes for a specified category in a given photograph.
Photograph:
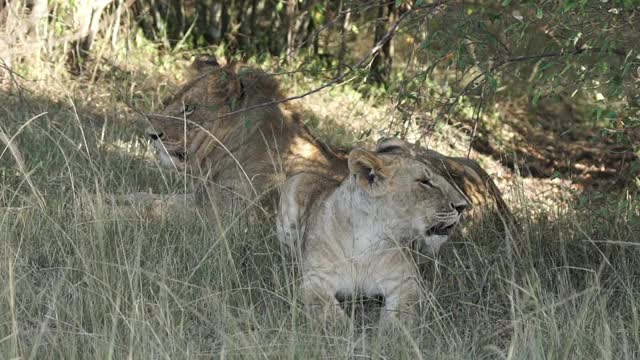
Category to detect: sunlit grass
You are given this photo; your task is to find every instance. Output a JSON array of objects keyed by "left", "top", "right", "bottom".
[{"left": 1, "top": 55, "right": 639, "bottom": 358}]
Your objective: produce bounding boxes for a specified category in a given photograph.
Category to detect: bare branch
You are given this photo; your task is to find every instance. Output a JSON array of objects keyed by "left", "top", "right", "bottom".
[
  {"left": 143, "top": 1, "right": 448, "bottom": 123},
  {"left": 430, "top": 45, "right": 632, "bottom": 137}
]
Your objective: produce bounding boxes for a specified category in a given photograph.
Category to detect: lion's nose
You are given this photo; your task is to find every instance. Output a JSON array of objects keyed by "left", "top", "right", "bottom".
[
  {"left": 145, "top": 127, "right": 164, "bottom": 140},
  {"left": 452, "top": 201, "right": 468, "bottom": 215}
]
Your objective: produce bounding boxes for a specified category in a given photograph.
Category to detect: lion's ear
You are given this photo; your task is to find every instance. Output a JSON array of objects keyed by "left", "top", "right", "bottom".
[
  {"left": 376, "top": 137, "right": 414, "bottom": 156},
  {"left": 348, "top": 148, "right": 386, "bottom": 188},
  {"left": 222, "top": 67, "right": 243, "bottom": 103},
  {"left": 206, "top": 64, "right": 243, "bottom": 105}
]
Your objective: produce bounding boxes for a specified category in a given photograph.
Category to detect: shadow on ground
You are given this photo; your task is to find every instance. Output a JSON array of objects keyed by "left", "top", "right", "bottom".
[{"left": 463, "top": 96, "right": 638, "bottom": 191}]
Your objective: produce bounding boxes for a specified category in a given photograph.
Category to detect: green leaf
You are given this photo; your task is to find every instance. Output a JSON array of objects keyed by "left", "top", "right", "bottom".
[
  {"left": 404, "top": 92, "right": 419, "bottom": 100},
  {"left": 489, "top": 77, "right": 498, "bottom": 90},
  {"left": 488, "top": 12, "right": 502, "bottom": 21},
  {"left": 532, "top": 93, "right": 541, "bottom": 107},
  {"left": 501, "top": 0, "right": 511, "bottom": 6},
  {"left": 311, "top": 3, "right": 325, "bottom": 25},
  {"left": 539, "top": 61, "right": 553, "bottom": 72},
  {"left": 536, "top": 7, "right": 543, "bottom": 19},
  {"left": 562, "top": 1, "right": 577, "bottom": 13}
]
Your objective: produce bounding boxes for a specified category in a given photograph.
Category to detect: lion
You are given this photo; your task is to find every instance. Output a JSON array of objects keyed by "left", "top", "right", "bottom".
[
  {"left": 276, "top": 138, "right": 469, "bottom": 325},
  {"left": 144, "top": 59, "right": 510, "bottom": 223},
  {"left": 144, "top": 59, "right": 348, "bottom": 213}
]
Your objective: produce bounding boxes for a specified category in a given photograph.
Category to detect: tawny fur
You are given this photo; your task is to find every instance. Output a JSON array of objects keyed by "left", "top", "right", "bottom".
[
  {"left": 277, "top": 141, "right": 469, "bottom": 324},
  {"left": 145, "top": 62, "right": 347, "bottom": 212},
  {"left": 145, "top": 61, "right": 510, "bottom": 223},
  {"left": 377, "top": 138, "right": 513, "bottom": 225}
]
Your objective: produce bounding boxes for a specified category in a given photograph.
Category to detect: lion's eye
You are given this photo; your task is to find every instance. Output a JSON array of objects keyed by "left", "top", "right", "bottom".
[
  {"left": 183, "top": 104, "right": 196, "bottom": 116},
  {"left": 417, "top": 179, "right": 434, "bottom": 188},
  {"left": 366, "top": 168, "right": 376, "bottom": 184},
  {"left": 175, "top": 151, "right": 188, "bottom": 161}
]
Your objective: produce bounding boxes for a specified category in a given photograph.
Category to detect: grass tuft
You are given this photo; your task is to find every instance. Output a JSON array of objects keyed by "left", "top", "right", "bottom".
[{"left": 1, "top": 55, "right": 639, "bottom": 358}]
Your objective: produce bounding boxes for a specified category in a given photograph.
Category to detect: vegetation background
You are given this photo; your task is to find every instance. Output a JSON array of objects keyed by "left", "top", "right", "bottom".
[{"left": 1, "top": 0, "right": 639, "bottom": 358}]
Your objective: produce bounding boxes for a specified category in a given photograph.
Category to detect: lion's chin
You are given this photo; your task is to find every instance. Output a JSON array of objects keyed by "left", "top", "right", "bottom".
[
  {"left": 158, "top": 151, "right": 186, "bottom": 170},
  {"left": 151, "top": 141, "right": 187, "bottom": 170},
  {"left": 421, "top": 234, "right": 449, "bottom": 254}
]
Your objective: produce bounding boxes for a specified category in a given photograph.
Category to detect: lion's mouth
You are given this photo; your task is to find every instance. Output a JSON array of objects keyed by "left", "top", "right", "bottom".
[
  {"left": 424, "top": 222, "right": 457, "bottom": 236},
  {"left": 171, "top": 150, "right": 188, "bottom": 161},
  {"left": 150, "top": 140, "right": 189, "bottom": 162},
  {"left": 152, "top": 142, "right": 189, "bottom": 169}
]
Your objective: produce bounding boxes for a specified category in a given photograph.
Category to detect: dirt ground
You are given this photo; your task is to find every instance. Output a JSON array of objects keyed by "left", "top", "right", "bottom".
[{"left": 454, "top": 97, "right": 639, "bottom": 213}]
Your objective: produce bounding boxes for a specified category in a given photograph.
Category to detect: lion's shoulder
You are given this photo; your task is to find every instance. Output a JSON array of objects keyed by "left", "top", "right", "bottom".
[{"left": 277, "top": 172, "right": 340, "bottom": 247}]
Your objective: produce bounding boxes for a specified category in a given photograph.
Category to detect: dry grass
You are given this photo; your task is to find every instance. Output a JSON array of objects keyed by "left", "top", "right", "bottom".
[{"left": 1, "top": 50, "right": 639, "bottom": 358}]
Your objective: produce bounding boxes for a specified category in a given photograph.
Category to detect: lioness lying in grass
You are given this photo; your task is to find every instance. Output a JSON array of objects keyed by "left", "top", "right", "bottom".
[{"left": 277, "top": 138, "right": 469, "bottom": 325}]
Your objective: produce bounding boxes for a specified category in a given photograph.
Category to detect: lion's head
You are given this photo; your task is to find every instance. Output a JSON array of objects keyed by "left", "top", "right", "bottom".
[
  {"left": 345, "top": 138, "right": 469, "bottom": 252},
  {"left": 143, "top": 59, "right": 348, "bottom": 210},
  {"left": 144, "top": 59, "right": 284, "bottom": 172}
]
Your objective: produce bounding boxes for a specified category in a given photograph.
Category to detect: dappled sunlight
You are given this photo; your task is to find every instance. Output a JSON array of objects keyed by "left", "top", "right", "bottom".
[
  {"left": 289, "top": 136, "right": 321, "bottom": 160},
  {"left": 98, "top": 137, "right": 155, "bottom": 160}
]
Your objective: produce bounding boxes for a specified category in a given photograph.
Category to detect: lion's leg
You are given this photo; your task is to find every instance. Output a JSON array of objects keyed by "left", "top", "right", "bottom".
[
  {"left": 378, "top": 275, "right": 421, "bottom": 328},
  {"left": 299, "top": 273, "right": 348, "bottom": 324}
]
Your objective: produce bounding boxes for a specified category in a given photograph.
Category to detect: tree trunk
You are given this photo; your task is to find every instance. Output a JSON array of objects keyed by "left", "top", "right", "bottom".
[
  {"left": 248, "top": 0, "right": 258, "bottom": 47},
  {"left": 285, "top": 0, "right": 297, "bottom": 61},
  {"left": 298, "top": 2, "right": 318, "bottom": 56},
  {"left": 82, "top": 1, "right": 112, "bottom": 52},
  {"left": 261, "top": 0, "right": 279, "bottom": 55},
  {"left": 170, "top": 0, "right": 184, "bottom": 45},
  {"left": 338, "top": 0, "right": 351, "bottom": 74},
  {"left": 131, "top": 0, "right": 156, "bottom": 42},
  {"left": 0, "top": 36, "right": 10, "bottom": 81},
  {"left": 0, "top": 0, "right": 6, "bottom": 20},
  {"left": 234, "top": 0, "right": 247, "bottom": 53},
  {"left": 309, "top": 16, "right": 319, "bottom": 56},
  {"left": 383, "top": 2, "right": 395, "bottom": 71},
  {"left": 0, "top": 0, "right": 8, "bottom": 80},
  {"left": 370, "top": 0, "right": 395, "bottom": 84},
  {"left": 28, "top": 0, "right": 48, "bottom": 40},
  {"left": 220, "top": 0, "right": 229, "bottom": 42},
  {"left": 70, "top": 0, "right": 113, "bottom": 72},
  {"left": 195, "top": 0, "right": 218, "bottom": 45},
  {"left": 111, "top": 0, "right": 123, "bottom": 50}
]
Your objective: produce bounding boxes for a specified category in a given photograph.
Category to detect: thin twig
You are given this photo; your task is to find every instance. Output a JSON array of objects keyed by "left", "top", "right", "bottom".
[
  {"left": 422, "top": 45, "right": 632, "bottom": 145},
  {"left": 145, "top": 1, "right": 447, "bottom": 123},
  {"left": 0, "top": 57, "right": 28, "bottom": 103},
  {"left": 0, "top": 113, "right": 48, "bottom": 209},
  {"left": 0, "top": 127, "right": 25, "bottom": 167}
]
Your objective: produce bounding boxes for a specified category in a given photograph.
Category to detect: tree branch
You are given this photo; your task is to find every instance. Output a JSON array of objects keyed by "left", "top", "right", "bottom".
[
  {"left": 436, "top": 45, "right": 631, "bottom": 127},
  {"left": 145, "top": 1, "right": 448, "bottom": 123}
]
